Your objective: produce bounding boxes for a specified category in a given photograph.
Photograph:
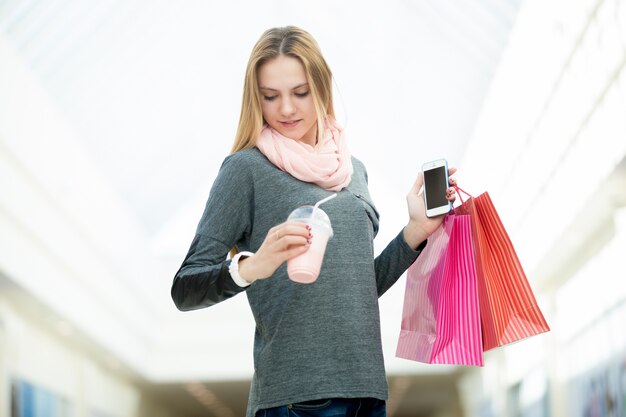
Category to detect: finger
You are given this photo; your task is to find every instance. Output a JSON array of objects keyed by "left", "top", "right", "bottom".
[
  {"left": 277, "top": 235, "right": 309, "bottom": 249},
  {"left": 267, "top": 225, "right": 281, "bottom": 240},
  {"left": 275, "top": 243, "right": 311, "bottom": 264},
  {"left": 281, "top": 244, "right": 310, "bottom": 261},
  {"left": 270, "top": 223, "right": 308, "bottom": 242},
  {"left": 446, "top": 187, "right": 456, "bottom": 201},
  {"left": 448, "top": 167, "right": 457, "bottom": 186},
  {"left": 279, "top": 222, "right": 311, "bottom": 237},
  {"left": 272, "top": 229, "right": 284, "bottom": 241},
  {"left": 410, "top": 171, "right": 424, "bottom": 195}
]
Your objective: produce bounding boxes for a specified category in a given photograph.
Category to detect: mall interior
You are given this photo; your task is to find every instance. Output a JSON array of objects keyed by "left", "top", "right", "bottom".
[{"left": 1, "top": 0, "right": 626, "bottom": 416}]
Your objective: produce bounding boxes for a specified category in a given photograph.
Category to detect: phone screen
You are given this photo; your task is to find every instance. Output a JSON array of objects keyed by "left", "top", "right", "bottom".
[{"left": 424, "top": 166, "right": 448, "bottom": 209}]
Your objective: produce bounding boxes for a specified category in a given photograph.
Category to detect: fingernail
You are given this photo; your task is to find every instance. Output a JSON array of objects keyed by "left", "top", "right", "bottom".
[{"left": 307, "top": 239, "right": 312, "bottom": 244}]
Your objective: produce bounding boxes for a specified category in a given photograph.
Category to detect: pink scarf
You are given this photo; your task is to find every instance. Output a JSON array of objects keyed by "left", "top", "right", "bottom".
[{"left": 256, "top": 118, "right": 353, "bottom": 191}]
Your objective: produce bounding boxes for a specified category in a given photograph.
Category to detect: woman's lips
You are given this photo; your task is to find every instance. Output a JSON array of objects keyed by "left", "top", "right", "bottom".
[{"left": 279, "top": 120, "right": 301, "bottom": 128}]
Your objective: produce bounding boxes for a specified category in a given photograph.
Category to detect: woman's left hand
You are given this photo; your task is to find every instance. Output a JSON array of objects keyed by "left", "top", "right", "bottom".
[{"left": 403, "top": 167, "right": 457, "bottom": 249}]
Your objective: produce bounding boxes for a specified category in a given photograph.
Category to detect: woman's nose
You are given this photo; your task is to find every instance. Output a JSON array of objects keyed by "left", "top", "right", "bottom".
[{"left": 280, "top": 97, "right": 296, "bottom": 116}]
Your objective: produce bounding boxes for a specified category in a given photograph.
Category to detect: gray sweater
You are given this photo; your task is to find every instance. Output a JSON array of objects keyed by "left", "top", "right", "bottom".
[{"left": 171, "top": 148, "right": 425, "bottom": 416}]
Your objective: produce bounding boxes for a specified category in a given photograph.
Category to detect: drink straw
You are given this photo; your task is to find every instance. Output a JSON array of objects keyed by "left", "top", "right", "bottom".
[
  {"left": 312, "top": 193, "right": 337, "bottom": 219},
  {"left": 313, "top": 193, "right": 337, "bottom": 210}
]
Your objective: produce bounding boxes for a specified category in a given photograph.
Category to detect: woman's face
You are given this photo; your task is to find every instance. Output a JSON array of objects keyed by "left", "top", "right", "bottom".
[{"left": 258, "top": 55, "right": 318, "bottom": 146}]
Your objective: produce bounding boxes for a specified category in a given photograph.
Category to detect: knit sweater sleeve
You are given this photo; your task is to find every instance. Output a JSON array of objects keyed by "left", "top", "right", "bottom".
[
  {"left": 356, "top": 159, "right": 427, "bottom": 297},
  {"left": 374, "top": 230, "right": 427, "bottom": 297},
  {"left": 171, "top": 152, "right": 254, "bottom": 311}
]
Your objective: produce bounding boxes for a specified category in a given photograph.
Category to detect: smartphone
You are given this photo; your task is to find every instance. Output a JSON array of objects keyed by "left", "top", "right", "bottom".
[{"left": 422, "top": 159, "right": 452, "bottom": 218}]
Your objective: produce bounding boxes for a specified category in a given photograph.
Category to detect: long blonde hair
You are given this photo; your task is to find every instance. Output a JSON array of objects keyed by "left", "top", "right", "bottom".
[{"left": 231, "top": 26, "right": 335, "bottom": 153}]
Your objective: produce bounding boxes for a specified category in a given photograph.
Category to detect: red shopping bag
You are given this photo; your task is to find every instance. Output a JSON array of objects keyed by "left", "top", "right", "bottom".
[
  {"left": 454, "top": 187, "right": 550, "bottom": 350},
  {"left": 396, "top": 213, "right": 484, "bottom": 366}
]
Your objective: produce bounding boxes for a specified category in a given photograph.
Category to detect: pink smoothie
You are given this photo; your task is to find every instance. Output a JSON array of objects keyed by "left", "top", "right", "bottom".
[{"left": 287, "top": 224, "right": 330, "bottom": 284}]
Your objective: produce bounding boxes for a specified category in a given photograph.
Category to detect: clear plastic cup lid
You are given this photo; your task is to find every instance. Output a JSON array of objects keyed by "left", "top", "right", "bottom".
[{"left": 287, "top": 206, "right": 333, "bottom": 238}]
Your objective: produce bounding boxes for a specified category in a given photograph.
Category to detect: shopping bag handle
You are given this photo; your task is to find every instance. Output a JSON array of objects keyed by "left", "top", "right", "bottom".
[{"left": 454, "top": 186, "right": 473, "bottom": 206}]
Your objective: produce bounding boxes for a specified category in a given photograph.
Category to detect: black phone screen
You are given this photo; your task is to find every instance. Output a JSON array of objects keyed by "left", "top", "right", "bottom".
[{"left": 424, "top": 166, "right": 448, "bottom": 209}]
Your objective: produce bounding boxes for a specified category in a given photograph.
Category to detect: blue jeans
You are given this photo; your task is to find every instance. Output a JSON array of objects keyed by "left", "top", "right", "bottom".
[{"left": 257, "top": 398, "right": 386, "bottom": 417}]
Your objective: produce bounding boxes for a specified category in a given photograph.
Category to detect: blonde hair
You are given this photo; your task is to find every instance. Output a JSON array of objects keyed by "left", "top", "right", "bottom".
[{"left": 231, "top": 26, "right": 335, "bottom": 153}]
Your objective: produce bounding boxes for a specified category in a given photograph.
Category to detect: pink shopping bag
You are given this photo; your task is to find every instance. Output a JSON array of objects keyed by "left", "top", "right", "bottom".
[
  {"left": 454, "top": 187, "right": 550, "bottom": 350},
  {"left": 396, "top": 213, "right": 484, "bottom": 366}
]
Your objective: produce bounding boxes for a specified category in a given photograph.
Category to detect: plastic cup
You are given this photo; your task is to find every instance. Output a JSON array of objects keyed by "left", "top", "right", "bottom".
[{"left": 286, "top": 206, "right": 334, "bottom": 284}]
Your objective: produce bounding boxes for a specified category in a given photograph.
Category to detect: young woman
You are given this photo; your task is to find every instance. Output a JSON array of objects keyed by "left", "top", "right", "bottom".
[{"left": 171, "top": 26, "right": 456, "bottom": 417}]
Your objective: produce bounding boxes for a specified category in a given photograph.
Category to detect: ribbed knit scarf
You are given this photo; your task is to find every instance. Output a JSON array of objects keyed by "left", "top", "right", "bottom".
[{"left": 256, "top": 118, "right": 353, "bottom": 191}]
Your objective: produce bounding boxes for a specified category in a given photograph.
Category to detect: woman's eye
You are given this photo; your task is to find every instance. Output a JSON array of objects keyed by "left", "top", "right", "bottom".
[
  {"left": 263, "top": 95, "right": 277, "bottom": 102},
  {"left": 295, "top": 91, "right": 310, "bottom": 98}
]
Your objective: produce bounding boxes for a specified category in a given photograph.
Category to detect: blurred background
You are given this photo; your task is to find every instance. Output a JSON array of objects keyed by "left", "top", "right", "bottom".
[{"left": 1, "top": 0, "right": 625, "bottom": 416}]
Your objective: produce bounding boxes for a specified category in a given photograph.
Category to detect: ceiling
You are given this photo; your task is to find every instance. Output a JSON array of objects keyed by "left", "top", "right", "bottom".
[
  {"left": 0, "top": 0, "right": 523, "bottom": 416},
  {"left": 0, "top": 0, "right": 522, "bottom": 238}
]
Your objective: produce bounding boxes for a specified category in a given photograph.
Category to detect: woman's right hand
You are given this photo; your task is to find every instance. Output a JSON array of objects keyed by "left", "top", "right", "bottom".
[{"left": 237, "top": 222, "right": 311, "bottom": 283}]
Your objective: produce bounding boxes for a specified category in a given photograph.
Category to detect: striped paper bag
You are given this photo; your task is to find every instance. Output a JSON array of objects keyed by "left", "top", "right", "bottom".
[
  {"left": 396, "top": 213, "right": 484, "bottom": 366},
  {"left": 455, "top": 187, "right": 550, "bottom": 350}
]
